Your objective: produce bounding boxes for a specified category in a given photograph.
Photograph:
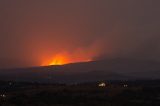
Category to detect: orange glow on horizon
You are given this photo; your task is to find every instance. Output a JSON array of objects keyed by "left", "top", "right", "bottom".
[
  {"left": 41, "top": 52, "right": 92, "bottom": 66},
  {"left": 48, "top": 55, "right": 68, "bottom": 65},
  {"left": 42, "top": 54, "right": 68, "bottom": 66}
]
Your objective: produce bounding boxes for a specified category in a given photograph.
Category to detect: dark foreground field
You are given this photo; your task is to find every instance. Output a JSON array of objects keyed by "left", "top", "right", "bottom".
[{"left": 0, "top": 80, "right": 160, "bottom": 106}]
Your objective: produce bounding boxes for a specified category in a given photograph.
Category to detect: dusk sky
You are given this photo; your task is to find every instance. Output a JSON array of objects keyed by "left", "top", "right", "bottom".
[{"left": 0, "top": 0, "right": 160, "bottom": 69}]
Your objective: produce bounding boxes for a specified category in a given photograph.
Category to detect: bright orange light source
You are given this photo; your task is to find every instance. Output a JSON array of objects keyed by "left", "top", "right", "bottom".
[
  {"left": 48, "top": 54, "right": 68, "bottom": 65},
  {"left": 41, "top": 53, "right": 69, "bottom": 66},
  {"left": 41, "top": 52, "right": 92, "bottom": 66}
]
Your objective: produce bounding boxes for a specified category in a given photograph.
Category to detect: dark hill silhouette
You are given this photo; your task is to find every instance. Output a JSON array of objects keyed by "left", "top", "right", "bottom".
[{"left": 0, "top": 58, "right": 160, "bottom": 83}]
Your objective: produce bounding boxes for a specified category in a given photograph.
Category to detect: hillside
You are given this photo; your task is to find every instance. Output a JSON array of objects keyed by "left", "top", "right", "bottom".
[{"left": 0, "top": 59, "right": 160, "bottom": 83}]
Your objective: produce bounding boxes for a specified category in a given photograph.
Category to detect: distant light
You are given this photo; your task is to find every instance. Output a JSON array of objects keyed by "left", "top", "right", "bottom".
[
  {"left": 123, "top": 84, "right": 128, "bottom": 87},
  {"left": 98, "top": 82, "right": 106, "bottom": 87},
  {"left": 9, "top": 82, "right": 12, "bottom": 85},
  {"left": 0, "top": 94, "right": 6, "bottom": 98}
]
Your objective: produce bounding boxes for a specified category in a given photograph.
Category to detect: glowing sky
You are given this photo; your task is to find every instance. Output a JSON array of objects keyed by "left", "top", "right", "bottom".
[
  {"left": 0, "top": 0, "right": 160, "bottom": 68},
  {"left": 41, "top": 52, "right": 92, "bottom": 66}
]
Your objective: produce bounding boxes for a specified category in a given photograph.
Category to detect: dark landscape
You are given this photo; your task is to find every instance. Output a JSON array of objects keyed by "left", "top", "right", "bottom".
[
  {"left": 1, "top": 59, "right": 160, "bottom": 83},
  {"left": 0, "top": 80, "right": 160, "bottom": 106},
  {"left": 0, "top": 59, "right": 160, "bottom": 106}
]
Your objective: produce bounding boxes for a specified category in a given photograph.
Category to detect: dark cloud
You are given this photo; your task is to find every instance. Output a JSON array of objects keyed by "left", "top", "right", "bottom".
[{"left": 0, "top": 0, "right": 160, "bottom": 68}]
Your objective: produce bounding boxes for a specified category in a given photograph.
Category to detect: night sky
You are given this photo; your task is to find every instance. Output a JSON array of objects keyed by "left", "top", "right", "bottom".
[{"left": 0, "top": 0, "right": 160, "bottom": 69}]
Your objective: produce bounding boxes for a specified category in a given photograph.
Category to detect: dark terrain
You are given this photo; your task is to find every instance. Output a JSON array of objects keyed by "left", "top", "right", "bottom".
[
  {"left": 0, "top": 59, "right": 160, "bottom": 83},
  {"left": 0, "top": 80, "right": 160, "bottom": 106},
  {"left": 0, "top": 59, "right": 160, "bottom": 106}
]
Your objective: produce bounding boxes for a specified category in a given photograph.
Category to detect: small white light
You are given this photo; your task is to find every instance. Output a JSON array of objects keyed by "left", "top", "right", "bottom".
[
  {"left": 0, "top": 94, "right": 6, "bottom": 98},
  {"left": 123, "top": 84, "right": 128, "bottom": 87},
  {"left": 98, "top": 82, "right": 106, "bottom": 87}
]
